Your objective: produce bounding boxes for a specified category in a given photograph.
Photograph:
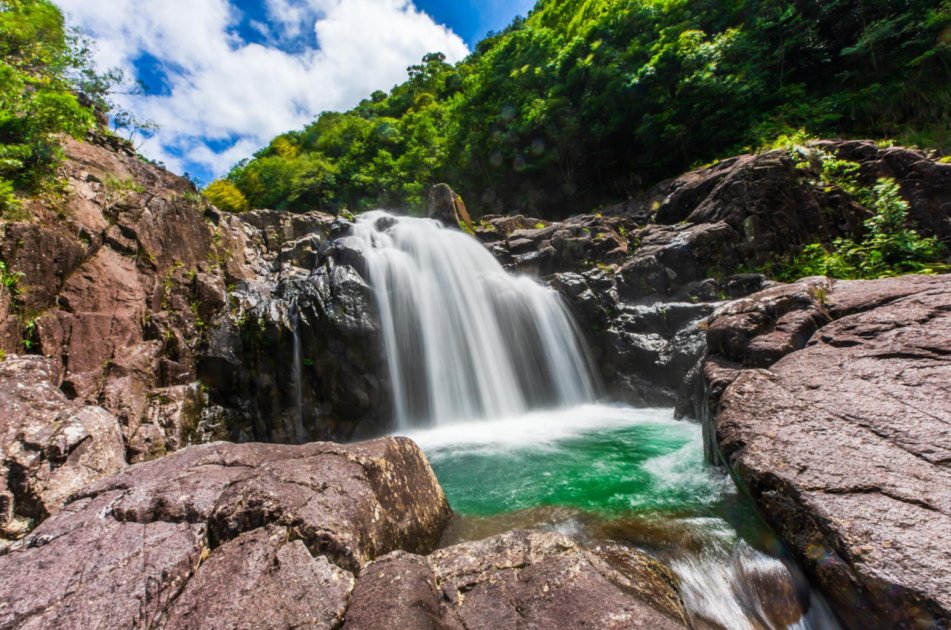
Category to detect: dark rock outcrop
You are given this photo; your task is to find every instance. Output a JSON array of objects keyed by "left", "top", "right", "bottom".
[
  {"left": 200, "top": 210, "right": 391, "bottom": 444},
  {"left": 473, "top": 141, "right": 948, "bottom": 411},
  {"left": 0, "top": 355, "right": 125, "bottom": 546},
  {"left": 344, "top": 529, "right": 689, "bottom": 630},
  {"left": 0, "top": 437, "right": 452, "bottom": 629},
  {"left": 700, "top": 274, "right": 951, "bottom": 629},
  {"left": 812, "top": 140, "right": 951, "bottom": 242}
]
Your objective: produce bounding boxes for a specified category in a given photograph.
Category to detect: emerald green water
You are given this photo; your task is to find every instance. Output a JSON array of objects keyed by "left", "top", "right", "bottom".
[
  {"left": 403, "top": 404, "right": 840, "bottom": 629},
  {"left": 426, "top": 414, "right": 725, "bottom": 517}
]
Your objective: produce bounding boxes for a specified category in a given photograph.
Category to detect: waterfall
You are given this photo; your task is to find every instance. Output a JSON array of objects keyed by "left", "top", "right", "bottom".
[{"left": 351, "top": 211, "right": 596, "bottom": 429}]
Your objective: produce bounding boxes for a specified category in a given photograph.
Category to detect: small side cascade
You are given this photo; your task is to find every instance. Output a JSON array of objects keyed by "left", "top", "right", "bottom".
[
  {"left": 289, "top": 303, "right": 306, "bottom": 444},
  {"left": 350, "top": 210, "right": 597, "bottom": 429}
]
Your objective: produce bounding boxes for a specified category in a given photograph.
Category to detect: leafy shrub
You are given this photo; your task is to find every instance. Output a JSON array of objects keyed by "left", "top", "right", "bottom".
[
  {"left": 203, "top": 180, "right": 249, "bottom": 213},
  {"left": 0, "top": 177, "right": 19, "bottom": 215},
  {"left": 780, "top": 178, "right": 947, "bottom": 280},
  {"left": 0, "top": 0, "right": 124, "bottom": 197}
]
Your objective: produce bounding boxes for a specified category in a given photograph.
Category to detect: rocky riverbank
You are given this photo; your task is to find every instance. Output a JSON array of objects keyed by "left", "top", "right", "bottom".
[
  {"left": 1, "top": 134, "right": 949, "bottom": 627},
  {"left": 0, "top": 437, "right": 688, "bottom": 629},
  {"left": 699, "top": 275, "right": 951, "bottom": 628}
]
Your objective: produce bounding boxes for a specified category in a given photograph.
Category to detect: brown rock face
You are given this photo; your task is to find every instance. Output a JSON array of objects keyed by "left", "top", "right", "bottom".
[
  {"left": 0, "top": 437, "right": 451, "bottom": 629},
  {"left": 701, "top": 274, "right": 951, "bottom": 629},
  {"left": 428, "top": 183, "right": 474, "bottom": 231},
  {"left": 344, "top": 530, "right": 689, "bottom": 630},
  {"left": 164, "top": 526, "right": 354, "bottom": 630},
  {"left": 0, "top": 136, "right": 256, "bottom": 465},
  {"left": 0, "top": 134, "right": 393, "bottom": 481},
  {"left": 0, "top": 356, "right": 125, "bottom": 544}
]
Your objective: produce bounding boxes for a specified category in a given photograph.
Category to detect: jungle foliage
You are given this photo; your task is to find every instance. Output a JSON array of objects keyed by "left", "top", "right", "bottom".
[
  {"left": 0, "top": 0, "right": 127, "bottom": 213},
  {"left": 217, "top": 0, "right": 951, "bottom": 217}
]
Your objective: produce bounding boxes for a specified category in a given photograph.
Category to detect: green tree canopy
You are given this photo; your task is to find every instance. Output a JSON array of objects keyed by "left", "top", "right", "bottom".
[
  {"left": 0, "top": 0, "right": 122, "bottom": 212},
  {"left": 215, "top": 0, "right": 951, "bottom": 218}
]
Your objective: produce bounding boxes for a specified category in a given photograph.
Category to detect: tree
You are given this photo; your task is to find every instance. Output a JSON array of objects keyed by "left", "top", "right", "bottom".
[
  {"left": 0, "top": 0, "right": 135, "bottom": 207},
  {"left": 203, "top": 180, "right": 249, "bottom": 213}
]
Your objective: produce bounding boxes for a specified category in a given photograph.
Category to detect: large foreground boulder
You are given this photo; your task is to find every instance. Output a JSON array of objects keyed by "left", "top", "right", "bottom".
[
  {"left": 0, "top": 437, "right": 451, "bottom": 629},
  {"left": 344, "top": 529, "right": 689, "bottom": 630},
  {"left": 700, "top": 274, "right": 951, "bottom": 629}
]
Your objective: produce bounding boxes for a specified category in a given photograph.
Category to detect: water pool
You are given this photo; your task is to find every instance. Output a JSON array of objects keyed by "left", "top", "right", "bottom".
[{"left": 401, "top": 404, "right": 840, "bottom": 630}]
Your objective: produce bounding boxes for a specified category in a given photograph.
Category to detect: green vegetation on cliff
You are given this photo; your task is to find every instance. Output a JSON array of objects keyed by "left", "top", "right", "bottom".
[
  {"left": 781, "top": 177, "right": 947, "bottom": 280},
  {"left": 212, "top": 0, "right": 951, "bottom": 217},
  {"left": 0, "top": 0, "right": 131, "bottom": 214}
]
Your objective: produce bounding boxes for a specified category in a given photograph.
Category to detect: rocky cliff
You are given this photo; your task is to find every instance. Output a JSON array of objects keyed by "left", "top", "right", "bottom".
[
  {"left": 0, "top": 136, "right": 397, "bottom": 545},
  {"left": 473, "top": 140, "right": 950, "bottom": 409}
]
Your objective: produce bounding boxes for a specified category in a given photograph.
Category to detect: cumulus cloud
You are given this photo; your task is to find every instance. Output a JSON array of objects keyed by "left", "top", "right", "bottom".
[{"left": 54, "top": 0, "right": 469, "bottom": 180}]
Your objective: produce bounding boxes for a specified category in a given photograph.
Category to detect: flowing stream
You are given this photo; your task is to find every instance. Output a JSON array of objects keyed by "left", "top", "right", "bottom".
[{"left": 351, "top": 212, "right": 839, "bottom": 629}]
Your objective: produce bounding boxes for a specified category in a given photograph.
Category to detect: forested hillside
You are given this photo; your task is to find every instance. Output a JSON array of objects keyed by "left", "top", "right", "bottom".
[{"left": 209, "top": 0, "right": 951, "bottom": 218}]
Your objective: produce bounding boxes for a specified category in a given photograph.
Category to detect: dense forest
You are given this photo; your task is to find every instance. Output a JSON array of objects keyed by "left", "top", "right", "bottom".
[
  {"left": 2, "top": 0, "right": 949, "bottom": 220},
  {"left": 207, "top": 0, "right": 951, "bottom": 218}
]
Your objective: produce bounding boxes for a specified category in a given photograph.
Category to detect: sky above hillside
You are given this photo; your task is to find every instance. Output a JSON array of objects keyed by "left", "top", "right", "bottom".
[{"left": 55, "top": 0, "right": 534, "bottom": 184}]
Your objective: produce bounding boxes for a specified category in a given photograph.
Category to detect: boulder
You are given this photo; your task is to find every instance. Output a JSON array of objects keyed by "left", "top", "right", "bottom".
[
  {"left": 0, "top": 437, "right": 452, "bottom": 629},
  {"left": 428, "top": 183, "right": 473, "bottom": 231},
  {"left": 344, "top": 530, "right": 689, "bottom": 630},
  {"left": 701, "top": 274, "right": 951, "bottom": 628},
  {"left": 0, "top": 356, "right": 125, "bottom": 545},
  {"left": 163, "top": 526, "right": 354, "bottom": 630}
]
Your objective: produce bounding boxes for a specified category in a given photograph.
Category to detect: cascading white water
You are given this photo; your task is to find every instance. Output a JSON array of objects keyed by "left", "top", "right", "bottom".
[
  {"left": 351, "top": 211, "right": 596, "bottom": 429},
  {"left": 348, "top": 210, "right": 839, "bottom": 630}
]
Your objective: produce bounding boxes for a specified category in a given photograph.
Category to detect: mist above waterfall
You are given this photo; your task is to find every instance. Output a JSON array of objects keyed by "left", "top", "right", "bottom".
[{"left": 351, "top": 211, "right": 596, "bottom": 429}]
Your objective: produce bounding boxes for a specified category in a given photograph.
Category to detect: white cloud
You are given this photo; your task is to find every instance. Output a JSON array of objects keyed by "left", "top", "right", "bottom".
[{"left": 54, "top": 0, "right": 469, "bottom": 180}]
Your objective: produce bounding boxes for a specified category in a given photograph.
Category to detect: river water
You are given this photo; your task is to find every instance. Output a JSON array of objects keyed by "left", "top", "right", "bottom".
[{"left": 349, "top": 212, "right": 839, "bottom": 629}]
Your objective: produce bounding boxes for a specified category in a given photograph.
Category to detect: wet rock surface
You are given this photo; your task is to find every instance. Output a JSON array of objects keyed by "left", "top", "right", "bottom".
[
  {"left": 344, "top": 529, "right": 689, "bottom": 630},
  {"left": 701, "top": 274, "right": 951, "bottom": 629},
  {"left": 0, "top": 437, "right": 451, "bottom": 629}
]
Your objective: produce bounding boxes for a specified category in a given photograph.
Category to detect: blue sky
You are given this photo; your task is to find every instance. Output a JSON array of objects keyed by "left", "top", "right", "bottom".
[
  {"left": 415, "top": 0, "right": 535, "bottom": 47},
  {"left": 55, "top": 0, "right": 535, "bottom": 184}
]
